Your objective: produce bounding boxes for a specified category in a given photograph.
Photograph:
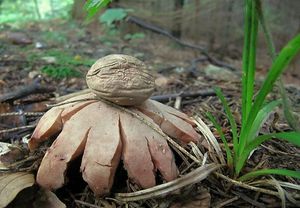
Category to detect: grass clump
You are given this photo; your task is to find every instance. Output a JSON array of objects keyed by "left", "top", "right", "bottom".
[
  {"left": 208, "top": 0, "right": 300, "bottom": 181},
  {"left": 27, "top": 49, "right": 96, "bottom": 79}
]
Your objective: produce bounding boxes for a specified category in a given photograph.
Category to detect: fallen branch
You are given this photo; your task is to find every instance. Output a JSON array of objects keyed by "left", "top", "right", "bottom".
[
  {"left": 0, "top": 78, "right": 56, "bottom": 103},
  {"left": 0, "top": 124, "right": 36, "bottom": 135},
  {"left": 127, "top": 16, "right": 238, "bottom": 72},
  {"left": 151, "top": 89, "right": 215, "bottom": 102},
  {"left": 54, "top": 89, "right": 215, "bottom": 104}
]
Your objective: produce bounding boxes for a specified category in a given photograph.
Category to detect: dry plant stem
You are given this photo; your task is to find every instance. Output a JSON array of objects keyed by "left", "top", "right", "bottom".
[
  {"left": 231, "top": 190, "right": 265, "bottom": 208},
  {"left": 214, "top": 196, "right": 239, "bottom": 208},
  {"left": 174, "top": 96, "right": 182, "bottom": 110},
  {"left": 115, "top": 163, "right": 220, "bottom": 202},
  {"left": 74, "top": 200, "right": 101, "bottom": 208},
  {"left": 180, "top": 161, "right": 196, "bottom": 175},
  {"left": 214, "top": 172, "right": 280, "bottom": 197},
  {"left": 171, "top": 144, "right": 191, "bottom": 166},
  {"left": 0, "top": 155, "right": 40, "bottom": 172},
  {"left": 194, "top": 116, "right": 225, "bottom": 164},
  {"left": 0, "top": 124, "right": 36, "bottom": 135},
  {"left": 0, "top": 112, "right": 44, "bottom": 117},
  {"left": 261, "top": 144, "right": 300, "bottom": 157},
  {"left": 250, "top": 180, "right": 300, "bottom": 191}
]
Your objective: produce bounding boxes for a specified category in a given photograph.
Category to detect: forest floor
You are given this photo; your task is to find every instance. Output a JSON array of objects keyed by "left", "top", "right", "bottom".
[{"left": 0, "top": 19, "right": 300, "bottom": 208}]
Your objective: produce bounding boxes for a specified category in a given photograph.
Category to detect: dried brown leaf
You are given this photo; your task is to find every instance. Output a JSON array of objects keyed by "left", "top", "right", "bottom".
[
  {"left": 33, "top": 189, "right": 66, "bottom": 208},
  {"left": 0, "top": 172, "right": 35, "bottom": 207}
]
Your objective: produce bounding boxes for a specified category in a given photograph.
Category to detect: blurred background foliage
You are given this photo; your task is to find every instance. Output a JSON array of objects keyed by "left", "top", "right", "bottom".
[
  {"left": 0, "top": 0, "right": 73, "bottom": 25},
  {"left": 0, "top": 0, "right": 299, "bottom": 78},
  {"left": 1, "top": 0, "right": 299, "bottom": 50}
]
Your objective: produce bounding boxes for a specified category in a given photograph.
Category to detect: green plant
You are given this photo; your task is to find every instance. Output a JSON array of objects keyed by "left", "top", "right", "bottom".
[
  {"left": 208, "top": 0, "right": 300, "bottom": 180},
  {"left": 124, "top": 32, "right": 145, "bottom": 41},
  {"left": 84, "top": 0, "right": 112, "bottom": 21},
  {"left": 0, "top": 0, "right": 73, "bottom": 26},
  {"left": 41, "top": 65, "right": 82, "bottom": 79},
  {"left": 100, "top": 8, "right": 129, "bottom": 27},
  {"left": 27, "top": 50, "right": 95, "bottom": 79}
]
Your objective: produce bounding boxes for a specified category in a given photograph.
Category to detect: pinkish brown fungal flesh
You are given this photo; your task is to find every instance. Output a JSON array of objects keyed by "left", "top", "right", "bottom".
[
  {"left": 150, "top": 100, "right": 196, "bottom": 126},
  {"left": 128, "top": 109, "right": 179, "bottom": 181},
  {"left": 61, "top": 100, "right": 96, "bottom": 123},
  {"left": 36, "top": 104, "right": 102, "bottom": 190},
  {"left": 29, "top": 107, "right": 63, "bottom": 150},
  {"left": 81, "top": 102, "right": 122, "bottom": 196},
  {"left": 136, "top": 100, "right": 200, "bottom": 143},
  {"left": 119, "top": 112, "right": 156, "bottom": 188},
  {"left": 31, "top": 95, "right": 201, "bottom": 195}
]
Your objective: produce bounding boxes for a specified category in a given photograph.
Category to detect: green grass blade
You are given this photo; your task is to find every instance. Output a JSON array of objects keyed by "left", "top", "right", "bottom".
[
  {"left": 214, "top": 87, "right": 238, "bottom": 159},
  {"left": 236, "top": 131, "right": 300, "bottom": 173},
  {"left": 241, "top": 0, "right": 252, "bottom": 129},
  {"left": 238, "top": 34, "right": 300, "bottom": 158},
  {"left": 247, "top": 99, "right": 282, "bottom": 143},
  {"left": 239, "top": 169, "right": 300, "bottom": 181},
  {"left": 256, "top": 0, "right": 300, "bottom": 132},
  {"left": 256, "top": 0, "right": 276, "bottom": 60},
  {"left": 278, "top": 80, "right": 300, "bottom": 131},
  {"left": 240, "top": 0, "right": 259, "bottom": 156},
  {"left": 84, "top": 0, "right": 111, "bottom": 21},
  {"left": 206, "top": 112, "right": 233, "bottom": 168},
  {"left": 246, "top": 0, "right": 258, "bottom": 119}
]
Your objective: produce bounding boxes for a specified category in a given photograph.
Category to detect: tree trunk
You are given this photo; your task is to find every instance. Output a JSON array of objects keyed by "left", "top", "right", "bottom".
[
  {"left": 33, "top": 0, "right": 41, "bottom": 20},
  {"left": 71, "top": 0, "right": 86, "bottom": 21},
  {"left": 172, "top": 0, "right": 184, "bottom": 38},
  {"left": 50, "top": 0, "right": 55, "bottom": 16}
]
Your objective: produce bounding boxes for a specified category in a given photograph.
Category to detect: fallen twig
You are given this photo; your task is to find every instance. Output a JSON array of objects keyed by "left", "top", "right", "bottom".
[
  {"left": 0, "top": 77, "right": 56, "bottom": 103},
  {"left": 151, "top": 89, "right": 215, "bottom": 102},
  {"left": 115, "top": 163, "right": 220, "bottom": 202},
  {"left": 0, "top": 112, "right": 44, "bottom": 117},
  {"left": 0, "top": 124, "right": 36, "bottom": 135},
  {"left": 127, "top": 16, "right": 238, "bottom": 71}
]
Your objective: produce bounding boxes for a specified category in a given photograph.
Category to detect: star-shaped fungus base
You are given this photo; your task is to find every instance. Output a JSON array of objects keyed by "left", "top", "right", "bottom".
[{"left": 29, "top": 93, "right": 202, "bottom": 196}]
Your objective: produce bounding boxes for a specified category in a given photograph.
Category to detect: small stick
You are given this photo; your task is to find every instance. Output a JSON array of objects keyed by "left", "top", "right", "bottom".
[
  {"left": 214, "top": 172, "right": 280, "bottom": 197},
  {"left": 0, "top": 112, "right": 44, "bottom": 117},
  {"left": 174, "top": 96, "right": 182, "bottom": 109},
  {"left": 0, "top": 78, "right": 55, "bottom": 103},
  {"left": 214, "top": 196, "right": 239, "bottom": 208},
  {"left": 0, "top": 124, "right": 36, "bottom": 135},
  {"left": 151, "top": 89, "right": 215, "bottom": 102}
]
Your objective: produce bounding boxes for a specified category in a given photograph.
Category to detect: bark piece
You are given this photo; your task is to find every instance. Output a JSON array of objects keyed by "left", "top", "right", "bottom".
[{"left": 81, "top": 102, "right": 122, "bottom": 196}]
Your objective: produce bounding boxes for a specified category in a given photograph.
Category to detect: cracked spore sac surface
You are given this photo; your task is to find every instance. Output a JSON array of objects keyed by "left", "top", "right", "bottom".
[{"left": 86, "top": 54, "right": 155, "bottom": 106}]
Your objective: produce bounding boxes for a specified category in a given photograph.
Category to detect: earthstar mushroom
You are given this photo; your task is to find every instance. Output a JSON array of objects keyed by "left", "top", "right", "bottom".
[
  {"left": 29, "top": 54, "right": 202, "bottom": 196},
  {"left": 86, "top": 54, "right": 155, "bottom": 106}
]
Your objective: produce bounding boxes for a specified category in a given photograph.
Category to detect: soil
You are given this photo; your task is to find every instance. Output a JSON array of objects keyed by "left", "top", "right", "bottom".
[{"left": 0, "top": 20, "right": 299, "bottom": 208}]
